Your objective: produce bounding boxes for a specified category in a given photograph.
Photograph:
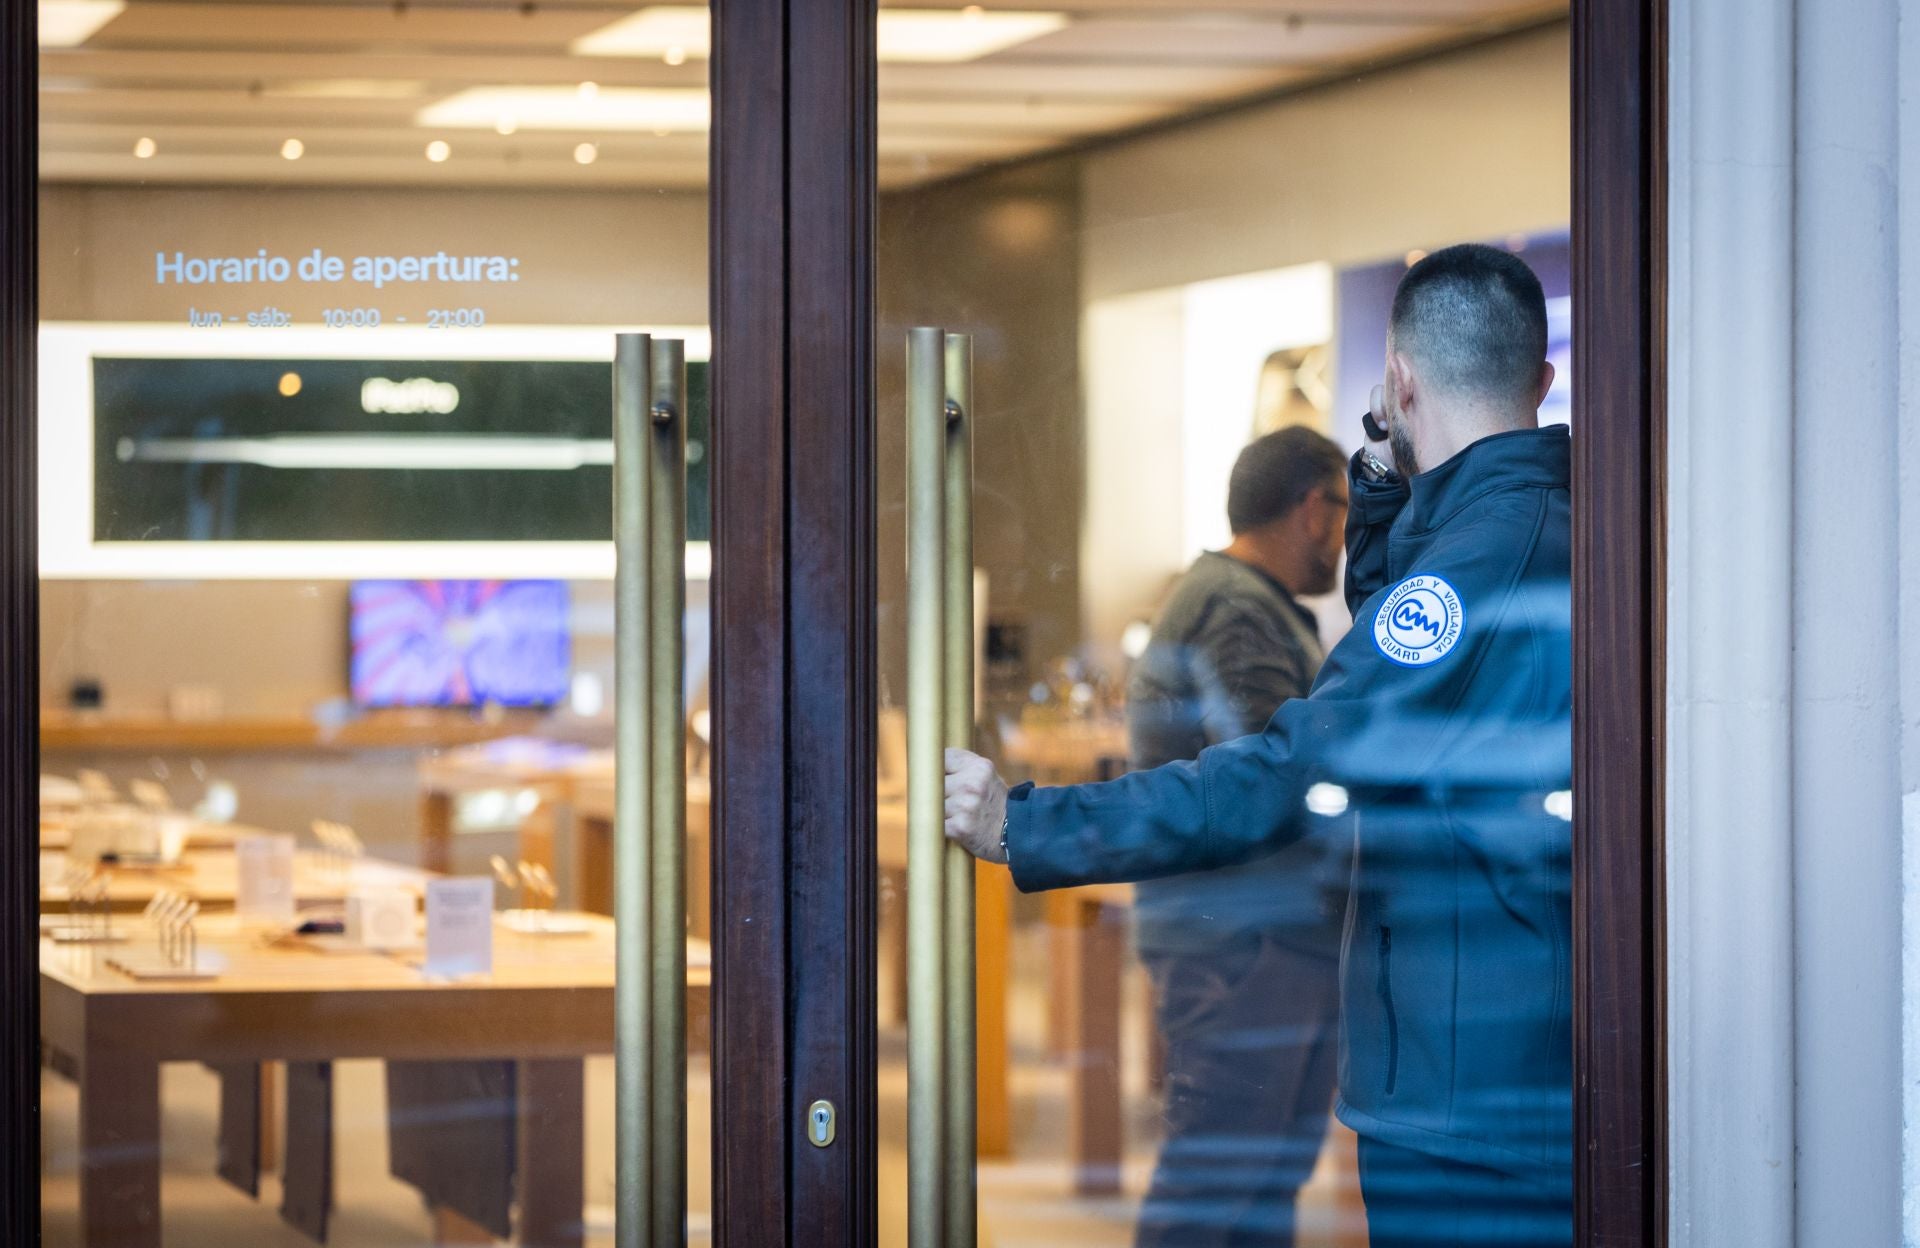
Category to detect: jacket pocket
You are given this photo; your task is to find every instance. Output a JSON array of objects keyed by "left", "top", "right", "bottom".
[{"left": 1376, "top": 925, "right": 1399, "bottom": 1096}]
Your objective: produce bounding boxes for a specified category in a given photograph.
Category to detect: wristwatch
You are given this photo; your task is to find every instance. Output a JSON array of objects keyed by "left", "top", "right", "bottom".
[
  {"left": 1358, "top": 445, "right": 1394, "bottom": 483},
  {"left": 999, "top": 812, "right": 1011, "bottom": 867}
]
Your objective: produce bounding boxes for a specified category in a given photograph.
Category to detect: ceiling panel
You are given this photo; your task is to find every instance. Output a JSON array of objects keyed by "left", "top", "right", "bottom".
[{"left": 39, "top": 0, "right": 1569, "bottom": 188}]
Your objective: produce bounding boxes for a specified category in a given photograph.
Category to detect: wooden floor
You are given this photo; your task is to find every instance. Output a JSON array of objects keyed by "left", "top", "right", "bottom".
[{"left": 40, "top": 924, "right": 1369, "bottom": 1247}]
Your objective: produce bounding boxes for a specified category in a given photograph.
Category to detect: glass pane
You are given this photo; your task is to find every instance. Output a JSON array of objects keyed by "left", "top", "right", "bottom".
[
  {"left": 878, "top": 8, "right": 1573, "bottom": 1245},
  {"left": 38, "top": 4, "right": 711, "bottom": 1243}
]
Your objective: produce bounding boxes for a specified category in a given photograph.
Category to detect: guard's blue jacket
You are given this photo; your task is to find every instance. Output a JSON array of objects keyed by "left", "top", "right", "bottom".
[{"left": 1006, "top": 426, "right": 1572, "bottom": 1184}]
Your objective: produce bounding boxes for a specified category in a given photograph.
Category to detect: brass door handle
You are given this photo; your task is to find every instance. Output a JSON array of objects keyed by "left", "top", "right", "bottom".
[
  {"left": 614, "top": 333, "right": 689, "bottom": 1248},
  {"left": 908, "top": 327, "right": 977, "bottom": 1247}
]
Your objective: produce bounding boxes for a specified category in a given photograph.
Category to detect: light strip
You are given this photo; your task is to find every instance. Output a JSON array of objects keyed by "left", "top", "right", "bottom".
[
  {"left": 119, "top": 434, "right": 617, "bottom": 472},
  {"left": 571, "top": 5, "right": 1067, "bottom": 64},
  {"left": 417, "top": 86, "right": 710, "bottom": 133}
]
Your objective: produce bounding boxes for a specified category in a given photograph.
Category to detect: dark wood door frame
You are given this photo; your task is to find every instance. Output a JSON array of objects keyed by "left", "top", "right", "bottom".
[
  {"left": 0, "top": 0, "right": 1658, "bottom": 1244},
  {"left": 1, "top": 0, "right": 38, "bottom": 1240},
  {"left": 708, "top": 0, "right": 879, "bottom": 1244},
  {"left": 1571, "top": 0, "right": 1666, "bottom": 1244}
]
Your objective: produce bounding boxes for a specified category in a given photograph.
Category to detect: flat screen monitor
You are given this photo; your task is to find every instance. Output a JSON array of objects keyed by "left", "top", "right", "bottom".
[{"left": 350, "top": 579, "right": 570, "bottom": 708}]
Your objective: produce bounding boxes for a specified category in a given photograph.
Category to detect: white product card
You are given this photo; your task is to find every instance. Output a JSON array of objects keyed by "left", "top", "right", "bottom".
[
  {"left": 347, "top": 886, "right": 417, "bottom": 950},
  {"left": 234, "top": 834, "right": 296, "bottom": 923},
  {"left": 424, "top": 877, "right": 494, "bottom": 977}
]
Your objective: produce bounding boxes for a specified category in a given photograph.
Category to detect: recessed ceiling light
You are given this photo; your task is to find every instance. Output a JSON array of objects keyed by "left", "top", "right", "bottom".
[
  {"left": 281, "top": 138, "right": 305, "bottom": 160},
  {"left": 577, "top": 80, "right": 599, "bottom": 99},
  {"left": 572, "top": 6, "right": 1065, "bottom": 63},
  {"left": 496, "top": 116, "right": 518, "bottom": 135},
  {"left": 574, "top": 142, "right": 598, "bottom": 165},
  {"left": 877, "top": 10, "right": 1065, "bottom": 61},
  {"left": 426, "top": 139, "right": 451, "bottom": 162},
  {"left": 133, "top": 136, "right": 156, "bottom": 159},
  {"left": 663, "top": 45, "right": 687, "bottom": 66},
  {"left": 418, "top": 86, "right": 710, "bottom": 133},
  {"left": 1404, "top": 249, "right": 1427, "bottom": 267},
  {"left": 38, "top": 0, "right": 124, "bottom": 48},
  {"left": 278, "top": 372, "right": 303, "bottom": 398}
]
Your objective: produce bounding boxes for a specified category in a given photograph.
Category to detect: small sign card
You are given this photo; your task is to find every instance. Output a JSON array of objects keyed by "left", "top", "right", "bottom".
[
  {"left": 423, "top": 877, "right": 494, "bottom": 978},
  {"left": 235, "top": 834, "right": 296, "bottom": 923},
  {"left": 347, "top": 886, "right": 417, "bottom": 950}
]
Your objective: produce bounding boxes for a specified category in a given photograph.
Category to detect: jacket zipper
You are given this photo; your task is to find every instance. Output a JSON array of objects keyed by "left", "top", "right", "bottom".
[{"left": 1377, "top": 925, "right": 1399, "bottom": 1096}]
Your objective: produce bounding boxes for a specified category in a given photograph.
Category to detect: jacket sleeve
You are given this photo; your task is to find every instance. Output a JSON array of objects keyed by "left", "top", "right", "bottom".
[
  {"left": 1343, "top": 450, "right": 1409, "bottom": 616},
  {"left": 1006, "top": 526, "right": 1528, "bottom": 894}
]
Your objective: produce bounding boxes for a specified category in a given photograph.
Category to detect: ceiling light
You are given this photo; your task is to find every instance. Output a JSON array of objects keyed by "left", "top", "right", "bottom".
[
  {"left": 1404, "top": 248, "right": 1426, "bottom": 267},
  {"left": 132, "top": 136, "right": 156, "bottom": 159},
  {"left": 426, "top": 139, "right": 451, "bottom": 162},
  {"left": 495, "top": 116, "right": 517, "bottom": 135},
  {"left": 38, "top": 0, "right": 124, "bottom": 48},
  {"left": 577, "top": 80, "right": 599, "bottom": 99},
  {"left": 418, "top": 86, "right": 709, "bottom": 133},
  {"left": 278, "top": 372, "right": 303, "bottom": 398},
  {"left": 572, "top": 6, "right": 1065, "bottom": 63},
  {"left": 574, "top": 142, "right": 598, "bottom": 165},
  {"left": 281, "top": 138, "right": 305, "bottom": 160},
  {"left": 877, "top": 10, "right": 1066, "bottom": 61}
]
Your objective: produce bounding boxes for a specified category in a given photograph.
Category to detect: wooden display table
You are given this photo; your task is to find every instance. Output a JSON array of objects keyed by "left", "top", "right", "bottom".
[{"left": 40, "top": 914, "right": 710, "bottom": 1248}]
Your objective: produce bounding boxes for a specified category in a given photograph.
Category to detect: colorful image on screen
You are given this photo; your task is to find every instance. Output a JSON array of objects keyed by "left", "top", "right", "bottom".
[{"left": 350, "top": 580, "right": 570, "bottom": 708}]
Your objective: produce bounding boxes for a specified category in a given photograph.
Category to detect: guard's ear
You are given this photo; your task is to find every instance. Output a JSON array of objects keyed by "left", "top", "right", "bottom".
[
  {"left": 1534, "top": 359, "right": 1557, "bottom": 409},
  {"left": 1386, "top": 351, "right": 1418, "bottom": 416}
]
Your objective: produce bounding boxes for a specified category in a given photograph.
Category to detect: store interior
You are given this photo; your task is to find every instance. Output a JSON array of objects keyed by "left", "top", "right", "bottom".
[{"left": 35, "top": 1, "right": 1570, "bottom": 1243}]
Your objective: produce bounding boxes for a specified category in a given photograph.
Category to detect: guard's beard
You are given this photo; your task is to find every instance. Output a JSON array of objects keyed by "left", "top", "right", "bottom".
[{"left": 1388, "top": 415, "right": 1421, "bottom": 478}]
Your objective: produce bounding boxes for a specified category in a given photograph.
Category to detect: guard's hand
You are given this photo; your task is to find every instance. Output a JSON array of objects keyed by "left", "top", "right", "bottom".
[{"left": 944, "top": 748, "right": 1009, "bottom": 865}]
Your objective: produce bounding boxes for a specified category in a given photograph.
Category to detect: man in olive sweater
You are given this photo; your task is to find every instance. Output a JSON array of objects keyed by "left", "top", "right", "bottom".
[{"left": 1125, "top": 425, "right": 1351, "bottom": 1248}]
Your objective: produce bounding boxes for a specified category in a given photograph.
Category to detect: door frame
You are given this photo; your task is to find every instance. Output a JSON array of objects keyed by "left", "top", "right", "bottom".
[
  {"left": 719, "top": 0, "right": 1669, "bottom": 1242},
  {"left": 0, "top": 0, "right": 1663, "bottom": 1244}
]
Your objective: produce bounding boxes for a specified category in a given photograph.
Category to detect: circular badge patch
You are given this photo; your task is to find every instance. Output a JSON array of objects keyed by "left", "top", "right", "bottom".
[{"left": 1373, "top": 575, "right": 1465, "bottom": 667}]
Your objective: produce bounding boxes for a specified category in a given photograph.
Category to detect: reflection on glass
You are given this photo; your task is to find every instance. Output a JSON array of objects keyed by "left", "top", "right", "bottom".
[
  {"left": 878, "top": 6, "right": 1572, "bottom": 1246},
  {"left": 38, "top": 2, "right": 711, "bottom": 1244}
]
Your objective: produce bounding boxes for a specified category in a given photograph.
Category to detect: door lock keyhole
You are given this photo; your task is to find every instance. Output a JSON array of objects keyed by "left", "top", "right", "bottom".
[{"left": 807, "top": 1099, "right": 836, "bottom": 1148}]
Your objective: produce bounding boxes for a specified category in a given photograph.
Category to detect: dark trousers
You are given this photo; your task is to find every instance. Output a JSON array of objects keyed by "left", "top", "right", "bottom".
[
  {"left": 1134, "top": 932, "right": 1341, "bottom": 1248},
  {"left": 1357, "top": 1136, "right": 1573, "bottom": 1248}
]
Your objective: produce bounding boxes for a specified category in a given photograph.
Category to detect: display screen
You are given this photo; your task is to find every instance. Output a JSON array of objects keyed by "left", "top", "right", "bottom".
[
  {"left": 90, "top": 355, "right": 711, "bottom": 543},
  {"left": 349, "top": 579, "right": 570, "bottom": 708}
]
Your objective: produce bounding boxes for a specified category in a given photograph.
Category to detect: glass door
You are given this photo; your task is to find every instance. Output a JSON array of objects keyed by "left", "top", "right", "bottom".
[
  {"left": 874, "top": 6, "right": 1576, "bottom": 1245},
  {"left": 34, "top": 3, "right": 713, "bottom": 1243}
]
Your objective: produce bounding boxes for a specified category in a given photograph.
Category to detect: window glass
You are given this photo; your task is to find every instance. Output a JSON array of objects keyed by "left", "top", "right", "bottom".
[
  {"left": 37, "top": 4, "right": 711, "bottom": 1243},
  {"left": 875, "top": 7, "right": 1574, "bottom": 1244}
]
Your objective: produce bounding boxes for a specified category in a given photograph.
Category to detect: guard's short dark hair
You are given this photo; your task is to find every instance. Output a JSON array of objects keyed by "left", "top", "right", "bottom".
[
  {"left": 1227, "top": 425, "right": 1347, "bottom": 535},
  {"left": 1389, "top": 243, "right": 1547, "bottom": 403}
]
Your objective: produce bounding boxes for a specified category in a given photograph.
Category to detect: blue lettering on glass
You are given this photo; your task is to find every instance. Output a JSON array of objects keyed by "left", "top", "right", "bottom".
[{"left": 1373, "top": 575, "right": 1464, "bottom": 667}]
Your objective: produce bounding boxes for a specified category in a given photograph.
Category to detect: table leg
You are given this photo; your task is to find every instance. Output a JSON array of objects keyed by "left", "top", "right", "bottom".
[
  {"left": 422, "top": 789, "right": 455, "bottom": 874},
  {"left": 1064, "top": 897, "right": 1124, "bottom": 1196},
  {"left": 1045, "top": 893, "right": 1076, "bottom": 1056},
  {"left": 79, "top": 1049, "right": 161, "bottom": 1248},
  {"left": 516, "top": 1058, "right": 585, "bottom": 1248},
  {"left": 433, "top": 1206, "right": 497, "bottom": 1244},
  {"left": 975, "top": 862, "right": 1012, "bottom": 1158},
  {"left": 578, "top": 815, "right": 614, "bottom": 917}
]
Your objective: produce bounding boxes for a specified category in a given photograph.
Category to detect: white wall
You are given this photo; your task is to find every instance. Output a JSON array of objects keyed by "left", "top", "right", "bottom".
[{"left": 1669, "top": 0, "right": 1911, "bottom": 1241}]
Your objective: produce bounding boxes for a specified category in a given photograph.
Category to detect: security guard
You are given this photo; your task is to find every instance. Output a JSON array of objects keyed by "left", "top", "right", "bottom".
[{"left": 945, "top": 243, "right": 1573, "bottom": 1248}]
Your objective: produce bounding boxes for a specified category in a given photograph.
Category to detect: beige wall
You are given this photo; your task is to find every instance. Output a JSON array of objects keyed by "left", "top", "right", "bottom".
[
  {"left": 1079, "top": 23, "right": 1571, "bottom": 302},
  {"left": 877, "top": 160, "right": 1085, "bottom": 721},
  {"left": 40, "top": 184, "right": 708, "bottom": 324}
]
